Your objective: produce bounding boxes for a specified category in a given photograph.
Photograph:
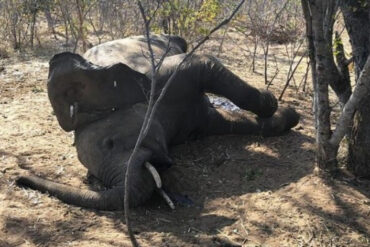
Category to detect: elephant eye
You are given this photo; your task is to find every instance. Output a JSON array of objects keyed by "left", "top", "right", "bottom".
[
  {"left": 103, "top": 138, "right": 114, "bottom": 150},
  {"left": 65, "top": 82, "right": 84, "bottom": 100},
  {"left": 65, "top": 87, "right": 77, "bottom": 99}
]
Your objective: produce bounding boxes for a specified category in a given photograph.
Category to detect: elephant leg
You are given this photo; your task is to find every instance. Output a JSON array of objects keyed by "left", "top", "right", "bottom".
[
  {"left": 198, "top": 55, "right": 277, "bottom": 118},
  {"left": 155, "top": 54, "right": 277, "bottom": 118},
  {"left": 205, "top": 107, "right": 299, "bottom": 137},
  {"left": 159, "top": 54, "right": 278, "bottom": 118},
  {"left": 156, "top": 54, "right": 277, "bottom": 118}
]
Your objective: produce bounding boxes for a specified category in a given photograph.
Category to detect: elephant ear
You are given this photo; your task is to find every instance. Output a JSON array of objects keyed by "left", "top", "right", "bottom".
[
  {"left": 48, "top": 52, "right": 98, "bottom": 75},
  {"left": 47, "top": 52, "right": 150, "bottom": 131}
]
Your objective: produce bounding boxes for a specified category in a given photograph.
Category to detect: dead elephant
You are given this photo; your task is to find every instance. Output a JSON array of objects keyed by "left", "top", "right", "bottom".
[{"left": 17, "top": 34, "right": 299, "bottom": 210}]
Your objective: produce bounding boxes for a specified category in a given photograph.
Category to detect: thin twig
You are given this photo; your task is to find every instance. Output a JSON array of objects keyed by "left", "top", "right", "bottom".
[
  {"left": 262, "top": 0, "right": 291, "bottom": 84},
  {"left": 123, "top": 3, "right": 156, "bottom": 246},
  {"left": 124, "top": 2, "right": 169, "bottom": 246},
  {"left": 297, "top": 59, "right": 310, "bottom": 93},
  {"left": 123, "top": 1, "right": 246, "bottom": 247},
  {"left": 155, "top": 41, "right": 172, "bottom": 71},
  {"left": 266, "top": 54, "right": 280, "bottom": 89},
  {"left": 217, "top": 25, "right": 229, "bottom": 57},
  {"left": 278, "top": 51, "right": 306, "bottom": 100},
  {"left": 279, "top": 38, "right": 304, "bottom": 93}
]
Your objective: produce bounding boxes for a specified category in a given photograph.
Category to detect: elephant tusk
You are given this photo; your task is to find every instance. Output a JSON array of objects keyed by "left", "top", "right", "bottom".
[
  {"left": 144, "top": 163, "right": 174, "bottom": 209},
  {"left": 70, "top": 102, "right": 78, "bottom": 119},
  {"left": 70, "top": 105, "right": 74, "bottom": 118},
  {"left": 157, "top": 189, "right": 175, "bottom": 210},
  {"left": 144, "top": 162, "right": 162, "bottom": 188}
]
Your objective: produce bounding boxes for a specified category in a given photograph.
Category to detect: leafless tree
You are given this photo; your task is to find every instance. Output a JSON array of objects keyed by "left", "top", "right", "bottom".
[
  {"left": 234, "top": 0, "right": 304, "bottom": 84},
  {"left": 2, "top": 0, "right": 28, "bottom": 49}
]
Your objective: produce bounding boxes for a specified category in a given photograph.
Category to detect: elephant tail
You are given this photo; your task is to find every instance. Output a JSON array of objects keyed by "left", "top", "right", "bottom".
[{"left": 17, "top": 175, "right": 126, "bottom": 210}]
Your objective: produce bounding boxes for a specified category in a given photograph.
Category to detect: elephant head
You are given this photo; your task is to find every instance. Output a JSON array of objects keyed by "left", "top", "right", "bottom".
[
  {"left": 47, "top": 34, "right": 188, "bottom": 132},
  {"left": 16, "top": 148, "right": 157, "bottom": 210},
  {"left": 47, "top": 52, "right": 150, "bottom": 131},
  {"left": 17, "top": 106, "right": 173, "bottom": 210}
]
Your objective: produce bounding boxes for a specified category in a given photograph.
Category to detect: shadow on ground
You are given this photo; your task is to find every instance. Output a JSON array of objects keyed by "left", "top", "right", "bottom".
[{"left": 3, "top": 128, "right": 369, "bottom": 246}]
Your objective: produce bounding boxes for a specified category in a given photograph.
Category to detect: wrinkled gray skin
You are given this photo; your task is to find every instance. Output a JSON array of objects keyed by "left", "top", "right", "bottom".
[{"left": 17, "top": 34, "right": 299, "bottom": 210}]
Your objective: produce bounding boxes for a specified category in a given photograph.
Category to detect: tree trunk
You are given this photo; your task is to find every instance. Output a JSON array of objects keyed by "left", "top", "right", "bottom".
[
  {"left": 76, "top": 0, "right": 87, "bottom": 52},
  {"left": 311, "top": 0, "right": 337, "bottom": 171},
  {"left": 316, "top": 0, "right": 351, "bottom": 106},
  {"left": 44, "top": 8, "right": 58, "bottom": 40},
  {"left": 301, "top": 0, "right": 339, "bottom": 172},
  {"left": 350, "top": 104, "right": 370, "bottom": 177},
  {"left": 30, "top": 12, "right": 37, "bottom": 48},
  {"left": 303, "top": 0, "right": 351, "bottom": 105},
  {"left": 9, "top": 7, "right": 20, "bottom": 49},
  {"left": 341, "top": 1, "right": 370, "bottom": 178}
]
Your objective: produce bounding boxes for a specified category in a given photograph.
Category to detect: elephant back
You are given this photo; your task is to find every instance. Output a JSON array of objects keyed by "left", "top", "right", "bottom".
[{"left": 83, "top": 34, "right": 187, "bottom": 74}]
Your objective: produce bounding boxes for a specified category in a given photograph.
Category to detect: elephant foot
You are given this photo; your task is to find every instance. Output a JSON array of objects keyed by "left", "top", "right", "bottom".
[
  {"left": 260, "top": 107, "right": 300, "bottom": 137},
  {"left": 255, "top": 90, "right": 278, "bottom": 118}
]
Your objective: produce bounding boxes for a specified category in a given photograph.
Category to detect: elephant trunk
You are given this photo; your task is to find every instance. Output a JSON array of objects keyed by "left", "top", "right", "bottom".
[
  {"left": 17, "top": 175, "right": 126, "bottom": 210},
  {"left": 16, "top": 149, "right": 161, "bottom": 210}
]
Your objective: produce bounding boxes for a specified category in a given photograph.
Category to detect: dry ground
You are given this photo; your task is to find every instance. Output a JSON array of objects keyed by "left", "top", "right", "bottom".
[{"left": 1, "top": 31, "right": 370, "bottom": 247}]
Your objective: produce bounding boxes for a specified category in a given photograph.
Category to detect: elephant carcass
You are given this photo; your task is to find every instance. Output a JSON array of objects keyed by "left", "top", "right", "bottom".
[{"left": 17, "top": 34, "right": 300, "bottom": 210}]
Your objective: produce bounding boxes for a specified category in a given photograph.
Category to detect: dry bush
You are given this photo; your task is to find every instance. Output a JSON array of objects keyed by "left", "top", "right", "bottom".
[
  {"left": 235, "top": 0, "right": 304, "bottom": 45},
  {"left": 0, "top": 47, "right": 9, "bottom": 58},
  {"left": 0, "top": 0, "right": 250, "bottom": 51}
]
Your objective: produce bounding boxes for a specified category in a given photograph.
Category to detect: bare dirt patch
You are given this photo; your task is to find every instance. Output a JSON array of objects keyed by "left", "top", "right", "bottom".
[{"left": 1, "top": 34, "right": 369, "bottom": 247}]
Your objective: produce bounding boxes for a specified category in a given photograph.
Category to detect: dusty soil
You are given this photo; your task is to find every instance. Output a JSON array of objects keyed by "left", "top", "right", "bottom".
[{"left": 1, "top": 32, "right": 370, "bottom": 247}]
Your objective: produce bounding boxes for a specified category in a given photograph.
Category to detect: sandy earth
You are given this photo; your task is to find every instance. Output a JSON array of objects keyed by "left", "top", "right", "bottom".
[{"left": 0, "top": 32, "right": 370, "bottom": 247}]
